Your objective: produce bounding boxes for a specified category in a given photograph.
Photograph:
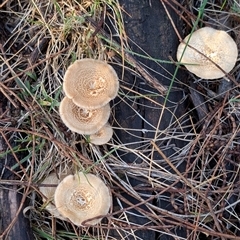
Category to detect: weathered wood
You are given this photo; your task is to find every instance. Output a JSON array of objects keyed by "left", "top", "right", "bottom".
[
  {"left": 0, "top": 129, "right": 33, "bottom": 240},
  {"left": 0, "top": 184, "right": 33, "bottom": 240},
  {"left": 114, "top": 0, "right": 188, "bottom": 239}
]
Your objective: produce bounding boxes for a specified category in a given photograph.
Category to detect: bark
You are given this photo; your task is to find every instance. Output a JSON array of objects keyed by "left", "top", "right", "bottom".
[
  {"left": 0, "top": 184, "right": 33, "bottom": 240},
  {"left": 114, "top": 0, "right": 188, "bottom": 239},
  {"left": 0, "top": 124, "right": 33, "bottom": 240}
]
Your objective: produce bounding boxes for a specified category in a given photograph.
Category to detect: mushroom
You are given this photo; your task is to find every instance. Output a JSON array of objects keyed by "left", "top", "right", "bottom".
[
  {"left": 89, "top": 123, "right": 113, "bottom": 145},
  {"left": 54, "top": 172, "right": 112, "bottom": 226},
  {"left": 177, "top": 27, "right": 238, "bottom": 79},
  {"left": 39, "top": 172, "right": 68, "bottom": 220},
  {"left": 59, "top": 96, "right": 111, "bottom": 135},
  {"left": 63, "top": 58, "right": 119, "bottom": 109}
]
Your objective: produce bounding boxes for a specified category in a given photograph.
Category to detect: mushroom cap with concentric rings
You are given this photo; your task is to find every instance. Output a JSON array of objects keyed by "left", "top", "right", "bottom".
[
  {"left": 177, "top": 27, "right": 238, "bottom": 79},
  {"left": 63, "top": 58, "right": 119, "bottom": 109},
  {"left": 59, "top": 96, "right": 110, "bottom": 135},
  {"left": 54, "top": 172, "right": 112, "bottom": 226}
]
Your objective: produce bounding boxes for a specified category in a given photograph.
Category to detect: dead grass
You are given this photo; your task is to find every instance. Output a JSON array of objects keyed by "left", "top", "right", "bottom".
[{"left": 0, "top": 0, "right": 240, "bottom": 239}]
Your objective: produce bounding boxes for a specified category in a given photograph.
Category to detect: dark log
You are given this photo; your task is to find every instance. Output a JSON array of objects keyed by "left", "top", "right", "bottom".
[
  {"left": 114, "top": 0, "right": 188, "bottom": 239},
  {"left": 0, "top": 184, "right": 33, "bottom": 240},
  {"left": 0, "top": 122, "right": 34, "bottom": 240},
  {"left": 190, "top": 82, "right": 208, "bottom": 123}
]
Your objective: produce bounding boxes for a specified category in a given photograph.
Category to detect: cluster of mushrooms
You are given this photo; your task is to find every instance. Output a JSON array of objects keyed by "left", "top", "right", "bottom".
[
  {"left": 39, "top": 59, "right": 120, "bottom": 226},
  {"left": 59, "top": 58, "right": 119, "bottom": 145},
  {"left": 39, "top": 27, "right": 238, "bottom": 226},
  {"left": 39, "top": 171, "right": 111, "bottom": 226}
]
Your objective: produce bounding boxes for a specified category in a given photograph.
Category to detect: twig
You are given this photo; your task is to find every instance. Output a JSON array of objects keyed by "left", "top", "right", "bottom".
[{"left": 0, "top": 0, "right": 8, "bottom": 8}]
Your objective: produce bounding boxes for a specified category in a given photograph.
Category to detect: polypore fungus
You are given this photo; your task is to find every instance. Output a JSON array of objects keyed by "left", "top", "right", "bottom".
[
  {"left": 63, "top": 58, "right": 119, "bottom": 109},
  {"left": 89, "top": 123, "right": 113, "bottom": 145},
  {"left": 59, "top": 96, "right": 110, "bottom": 135},
  {"left": 177, "top": 27, "right": 238, "bottom": 79},
  {"left": 54, "top": 172, "right": 112, "bottom": 226}
]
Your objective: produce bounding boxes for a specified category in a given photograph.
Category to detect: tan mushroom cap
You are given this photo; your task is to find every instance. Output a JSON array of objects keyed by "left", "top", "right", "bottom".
[
  {"left": 39, "top": 172, "right": 68, "bottom": 220},
  {"left": 59, "top": 96, "right": 111, "bottom": 135},
  {"left": 54, "top": 172, "right": 112, "bottom": 226},
  {"left": 89, "top": 123, "right": 113, "bottom": 145},
  {"left": 177, "top": 27, "right": 238, "bottom": 79},
  {"left": 63, "top": 58, "right": 119, "bottom": 109}
]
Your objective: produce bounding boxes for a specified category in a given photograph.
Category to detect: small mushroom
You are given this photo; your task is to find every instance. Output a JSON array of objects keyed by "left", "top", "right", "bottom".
[
  {"left": 89, "top": 123, "right": 113, "bottom": 145},
  {"left": 54, "top": 172, "right": 112, "bottom": 226},
  {"left": 63, "top": 58, "right": 119, "bottom": 109},
  {"left": 59, "top": 96, "right": 110, "bottom": 135},
  {"left": 177, "top": 27, "right": 238, "bottom": 79},
  {"left": 39, "top": 172, "right": 68, "bottom": 220}
]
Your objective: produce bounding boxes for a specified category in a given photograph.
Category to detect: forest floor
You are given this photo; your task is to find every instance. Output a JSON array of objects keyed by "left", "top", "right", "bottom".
[{"left": 0, "top": 0, "right": 240, "bottom": 239}]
